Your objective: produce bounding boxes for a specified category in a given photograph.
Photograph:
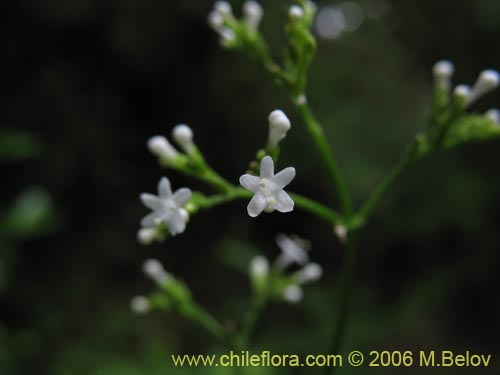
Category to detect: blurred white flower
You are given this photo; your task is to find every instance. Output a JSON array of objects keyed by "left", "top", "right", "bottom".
[
  {"left": 282, "top": 285, "right": 304, "bottom": 304},
  {"left": 293, "top": 262, "right": 323, "bottom": 284},
  {"left": 140, "top": 177, "right": 191, "bottom": 236},
  {"left": 267, "top": 110, "right": 291, "bottom": 148},
  {"left": 485, "top": 109, "right": 500, "bottom": 124},
  {"left": 289, "top": 5, "right": 304, "bottom": 20},
  {"left": 142, "top": 259, "right": 172, "bottom": 285},
  {"left": 239, "top": 156, "right": 295, "bottom": 217},
  {"left": 130, "top": 295, "right": 151, "bottom": 314},
  {"left": 147, "top": 136, "right": 179, "bottom": 162},
  {"left": 249, "top": 255, "right": 269, "bottom": 277},
  {"left": 137, "top": 227, "right": 157, "bottom": 245},
  {"left": 453, "top": 84, "right": 471, "bottom": 103},
  {"left": 274, "top": 233, "right": 310, "bottom": 269},
  {"left": 433, "top": 60, "right": 454, "bottom": 90},
  {"left": 243, "top": 1, "right": 263, "bottom": 29},
  {"left": 468, "top": 69, "right": 500, "bottom": 105}
]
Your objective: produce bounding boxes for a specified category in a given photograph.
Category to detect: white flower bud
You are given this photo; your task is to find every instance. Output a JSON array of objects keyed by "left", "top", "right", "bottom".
[
  {"left": 219, "top": 27, "right": 236, "bottom": 47},
  {"left": 289, "top": 5, "right": 304, "bottom": 20},
  {"left": 208, "top": 10, "right": 224, "bottom": 32},
  {"left": 485, "top": 109, "right": 500, "bottom": 124},
  {"left": 172, "top": 124, "right": 195, "bottom": 154},
  {"left": 334, "top": 224, "right": 347, "bottom": 242},
  {"left": 453, "top": 84, "right": 471, "bottom": 104},
  {"left": 214, "top": 1, "right": 233, "bottom": 19},
  {"left": 468, "top": 69, "right": 500, "bottom": 105},
  {"left": 130, "top": 295, "right": 150, "bottom": 314},
  {"left": 137, "top": 227, "right": 157, "bottom": 245},
  {"left": 432, "top": 60, "right": 454, "bottom": 90},
  {"left": 142, "top": 259, "right": 171, "bottom": 285},
  {"left": 268, "top": 110, "right": 291, "bottom": 148},
  {"left": 147, "top": 136, "right": 179, "bottom": 161},
  {"left": 282, "top": 285, "right": 303, "bottom": 304},
  {"left": 249, "top": 255, "right": 269, "bottom": 277},
  {"left": 243, "top": 1, "right": 263, "bottom": 29},
  {"left": 294, "top": 262, "right": 323, "bottom": 284}
]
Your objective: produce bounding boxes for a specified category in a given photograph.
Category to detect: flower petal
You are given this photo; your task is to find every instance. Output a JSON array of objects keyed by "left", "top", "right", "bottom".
[
  {"left": 167, "top": 211, "right": 187, "bottom": 235},
  {"left": 172, "top": 188, "right": 192, "bottom": 206},
  {"left": 141, "top": 212, "right": 161, "bottom": 227},
  {"left": 260, "top": 156, "right": 274, "bottom": 178},
  {"left": 157, "top": 177, "right": 172, "bottom": 198},
  {"left": 247, "top": 193, "right": 266, "bottom": 217},
  {"left": 140, "top": 193, "right": 163, "bottom": 210},
  {"left": 273, "top": 167, "right": 296, "bottom": 189},
  {"left": 273, "top": 190, "right": 294, "bottom": 213},
  {"left": 239, "top": 174, "right": 260, "bottom": 193}
]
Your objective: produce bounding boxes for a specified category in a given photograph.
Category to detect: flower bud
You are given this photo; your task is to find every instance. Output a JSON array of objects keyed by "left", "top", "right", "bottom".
[
  {"left": 289, "top": 5, "right": 304, "bottom": 20},
  {"left": 294, "top": 262, "right": 323, "bottom": 284},
  {"left": 267, "top": 110, "right": 291, "bottom": 148},
  {"left": 453, "top": 84, "right": 471, "bottom": 106},
  {"left": 485, "top": 109, "right": 500, "bottom": 124},
  {"left": 130, "top": 295, "right": 150, "bottom": 314},
  {"left": 249, "top": 255, "right": 269, "bottom": 277},
  {"left": 142, "top": 259, "right": 171, "bottom": 285},
  {"left": 219, "top": 27, "right": 236, "bottom": 47},
  {"left": 243, "top": 1, "right": 263, "bottom": 29},
  {"left": 172, "top": 124, "right": 195, "bottom": 154},
  {"left": 214, "top": 1, "right": 233, "bottom": 19},
  {"left": 468, "top": 69, "right": 500, "bottom": 105},
  {"left": 432, "top": 60, "right": 454, "bottom": 90},
  {"left": 334, "top": 224, "right": 347, "bottom": 242},
  {"left": 137, "top": 227, "right": 157, "bottom": 245},
  {"left": 282, "top": 285, "right": 303, "bottom": 304},
  {"left": 208, "top": 10, "right": 224, "bottom": 32},
  {"left": 147, "top": 136, "right": 179, "bottom": 161}
]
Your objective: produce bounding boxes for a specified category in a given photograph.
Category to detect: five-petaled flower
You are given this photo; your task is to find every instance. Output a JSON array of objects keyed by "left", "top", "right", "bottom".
[
  {"left": 239, "top": 156, "right": 295, "bottom": 217},
  {"left": 140, "top": 177, "right": 192, "bottom": 236}
]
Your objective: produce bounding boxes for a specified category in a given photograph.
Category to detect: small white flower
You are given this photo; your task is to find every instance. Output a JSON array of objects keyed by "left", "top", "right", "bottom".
[
  {"left": 249, "top": 255, "right": 269, "bottom": 277},
  {"left": 289, "top": 5, "right": 304, "bottom": 20},
  {"left": 219, "top": 27, "right": 236, "bottom": 47},
  {"left": 267, "top": 110, "right": 291, "bottom": 148},
  {"left": 433, "top": 60, "right": 454, "bottom": 90},
  {"left": 130, "top": 295, "right": 151, "bottom": 314},
  {"left": 172, "top": 124, "right": 195, "bottom": 154},
  {"left": 453, "top": 84, "right": 471, "bottom": 103},
  {"left": 468, "top": 69, "right": 500, "bottom": 105},
  {"left": 142, "top": 259, "right": 172, "bottom": 285},
  {"left": 239, "top": 156, "right": 295, "bottom": 217},
  {"left": 140, "top": 177, "right": 192, "bottom": 236},
  {"left": 282, "top": 285, "right": 303, "bottom": 304},
  {"left": 214, "top": 1, "right": 233, "bottom": 19},
  {"left": 243, "top": 1, "right": 263, "bottom": 29},
  {"left": 137, "top": 227, "right": 157, "bottom": 245},
  {"left": 334, "top": 224, "right": 347, "bottom": 242},
  {"left": 295, "top": 93, "right": 307, "bottom": 105},
  {"left": 208, "top": 10, "right": 225, "bottom": 32},
  {"left": 294, "top": 262, "right": 323, "bottom": 284},
  {"left": 147, "top": 136, "right": 179, "bottom": 162},
  {"left": 274, "top": 233, "right": 309, "bottom": 269},
  {"left": 485, "top": 109, "right": 500, "bottom": 124}
]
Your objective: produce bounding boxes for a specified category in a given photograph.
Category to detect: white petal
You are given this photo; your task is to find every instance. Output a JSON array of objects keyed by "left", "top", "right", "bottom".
[
  {"left": 260, "top": 156, "right": 274, "bottom": 178},
  {"left": 273, "top": 190, "right": 294, "bottom": 213},
  {"left": 273, "top": 167, "right": 296, "bottom": 189},
  {"left": 247, "top": 193, "right": 266, "bottom": 217},
  {"left": 140, "top": 193, "right": 163, "bottom": 210},
  {"left": 239, "top": 174, "right": 260, "bottom": 193},
  {"left": 157, "top": 177, "right": 172, "bottom": 198},
  {"left": 167, "top": 211, "right": 187, "bottom": 235},
  {"left": 172, "top": 188, "right": 192, "bottom": 206},
  {"left": 141, "top": 212, "right": 161, "bottom": 227}
]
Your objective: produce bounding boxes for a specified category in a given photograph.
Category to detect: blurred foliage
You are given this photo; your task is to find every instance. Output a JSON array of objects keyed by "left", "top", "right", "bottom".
[{"left": 0, "top": 0, "right": 499, "bottom": 374}]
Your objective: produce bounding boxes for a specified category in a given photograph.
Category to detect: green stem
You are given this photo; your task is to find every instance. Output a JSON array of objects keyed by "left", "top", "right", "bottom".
[
  {"left": 239, "top": 295, "right": 267, "bottom": 349},
  {"left": 294, "top": 101, "right": 354, "bottom": 217}
]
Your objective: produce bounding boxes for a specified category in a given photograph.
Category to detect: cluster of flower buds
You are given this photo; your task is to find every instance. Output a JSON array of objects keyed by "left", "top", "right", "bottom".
[
  {"left": 208, "top": 1, "right": 264, "bottom": 47},
  {"left": 248, "top": 234, "right": 323, "bottom": 304},
  {"left": 148, "top": 124, "right": 196, "bottom": 165}
]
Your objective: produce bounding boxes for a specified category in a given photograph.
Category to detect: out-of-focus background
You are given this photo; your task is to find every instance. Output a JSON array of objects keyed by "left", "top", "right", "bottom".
[{"left": 1, "top": 0, "right": 499, "bottom": 374}]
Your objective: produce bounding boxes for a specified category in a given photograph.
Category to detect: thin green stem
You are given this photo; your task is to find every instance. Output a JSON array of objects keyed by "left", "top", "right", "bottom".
[
  {"left": 294, "top": 101, "right": 354, "bottom": 217},
  {"left": 191, "top": 305, "right": 227, "bottom": 343},
  {"left": 239, "top": 295, "right": 267, "bottom": 349}
]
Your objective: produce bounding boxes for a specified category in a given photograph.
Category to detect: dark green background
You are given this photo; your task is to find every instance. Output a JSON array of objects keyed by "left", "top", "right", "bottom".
[{"left": 1, "top": 0, "right": 499, "bottom": 374}]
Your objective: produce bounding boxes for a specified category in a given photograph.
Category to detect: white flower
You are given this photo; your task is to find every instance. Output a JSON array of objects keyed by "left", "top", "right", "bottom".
[
  {"left": 485, "top": 109, "right": 500, "bottom": 124},
  {"left": 468, "top": 69, "right": 500, "bottom": 105},
  {"left": 289, "top": 5, "right": 304, "bottom": 20},
  {"left": 208, "top": 10, "right": 225, "bottom": 32},
  {"left": 433, "top": 60, "right": 454, "bottom": 90},
  {"left": 282, "top": 285, "right": 303, "bottom": 304},
  {"left": 243, "top": 1, "right": 263, "bottom": 29},
  {"left": 214, "top": 1, "right": 233, "bottom": 19},
  {"left": 172, "top": 124, "right": 195, "bottom": 154},
  {"left": 137, "top": 227, "right": 157, "bottom": 245},
  {"left": 130, "top": 295, "right": 151, "bottom": 314},
  {"left": 140, "top": 177, "right": 191, "bottom": 236},
  {"left": 147, "top": 136, "right": 179, "bottom": 162},
  {"left": 219, "top": 27, "right": 236, "bottom": 47},
  {"left": 294, "top": 262, "right": 323, "bottom": 284},
  {"left": 267, "top": 110, "right": 291, "bottom": 148},
  {"left": 239, "top": 156, "right": 295, "bottom": 217},
  {"left": 249, "top": 255, "right": 269, "bottom": 277},
  {"left": 453, "top": 84, "right": 471, "bottom": 103},
  {"left": 274, "top": 233, "right": 309, "bottom": 269},
  {"left": 142, "top": 259, "right": 172, "bottom": 285}
]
